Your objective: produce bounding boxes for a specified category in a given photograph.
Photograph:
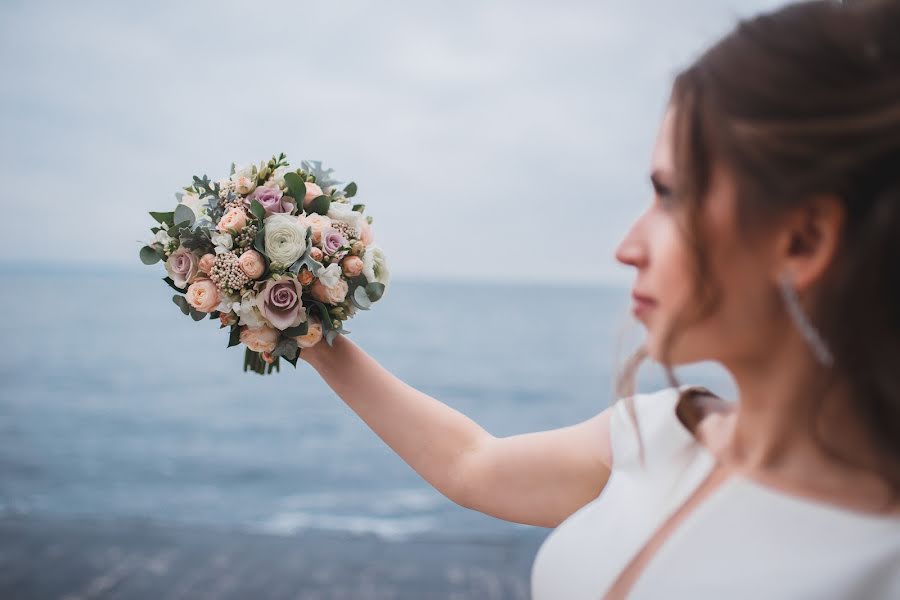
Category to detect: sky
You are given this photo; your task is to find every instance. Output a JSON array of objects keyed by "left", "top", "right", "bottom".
[{"left": 0, "top": 0, "right": 788, "bottom": 285}]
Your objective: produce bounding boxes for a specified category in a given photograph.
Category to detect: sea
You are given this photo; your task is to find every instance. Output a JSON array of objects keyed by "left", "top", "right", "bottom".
[{"left": 0, "top": 264, "right": 733, "bottom": 545}]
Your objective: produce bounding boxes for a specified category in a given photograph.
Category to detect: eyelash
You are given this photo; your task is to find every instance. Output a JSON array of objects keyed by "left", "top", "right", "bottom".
[{"left": 652, "top": 182, "right": 675, "bottom": 205}]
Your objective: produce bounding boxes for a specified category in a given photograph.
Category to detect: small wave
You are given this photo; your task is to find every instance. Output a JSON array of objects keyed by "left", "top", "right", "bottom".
[{"left": 255, "top": 511, "right": 439, "bottom": 541}]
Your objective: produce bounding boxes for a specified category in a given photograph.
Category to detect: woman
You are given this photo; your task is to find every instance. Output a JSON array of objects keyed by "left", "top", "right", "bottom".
[{"left": 299, "top": 0, "right": 900, "bottom": 597}]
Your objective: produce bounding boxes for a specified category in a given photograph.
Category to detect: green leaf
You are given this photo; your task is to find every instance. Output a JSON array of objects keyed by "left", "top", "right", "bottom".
[
  {"left": 209, "top": 310, "right": 221, "bottom": 320},
  {"left": 307, "top": 300, "right": 334, "bottom": 330},
  {"left": 365, "top": 282, "right": 386, "bottom": 302},
  {"left": 140, "top": 245, "right": 161, "bottom": 265},
  {"left": 351, "top": 285, "right": 372, "bottom": 310},
  {"left": 308, "top": 195, "right": 331, "bottom": 216},
  {"left": 284, "top": 172, "right": 307, "bottom": 203},
  {"left": 271, "top": 337, "right": 298, "bottom": 360},
  {"left": 172, "top": 294, "right": 190, "bottom": 315},
  {"left": 283, "top": 353, "right": 299, "bottom": 368},
  {"left": 174, "top": 204, "right": 195, "bottom": 228},
  {"left": 283, "top": 321, "right": 310, "bottom": 337},
  {"left": 150, "top": 211, "right": 175, "bottom": 226},
  {"left": 254, "top": 227, "right": 267, "bottom": 254},
  {"left": 162, "top": 276, "right": 184, "bottom": 292},
  {"left": 344, "top": 182, "right": 358, "bottom": 198},
  {"left": 249, "top": 199, "right": 266, "bottom": 221},
  {"left": 189, "top": 308, "right": 206, "bottom": 321},
  {"left": 227, "top": 324, "right": 241, "bottom": 348},
  {"left": 351, "top": 204, "right": 365, "bottom": 213}
]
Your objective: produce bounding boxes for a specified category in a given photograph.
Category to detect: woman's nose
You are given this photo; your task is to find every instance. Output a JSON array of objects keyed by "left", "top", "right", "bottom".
[{"left": 614, "top": 219, "right": 648, "bottom": 269}]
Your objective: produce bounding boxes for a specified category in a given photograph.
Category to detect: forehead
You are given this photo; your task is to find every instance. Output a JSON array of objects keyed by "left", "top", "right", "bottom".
[{"left": 650, "top": 104, "right": 677, "bottom": 175}]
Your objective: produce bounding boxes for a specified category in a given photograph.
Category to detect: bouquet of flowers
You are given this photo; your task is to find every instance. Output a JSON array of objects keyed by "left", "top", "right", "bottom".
[{"left": 138, "top": 153, "right": 390, "bottom": 374}]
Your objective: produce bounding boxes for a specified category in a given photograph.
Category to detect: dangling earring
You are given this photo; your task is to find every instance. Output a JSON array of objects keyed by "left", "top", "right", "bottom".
[{"left": 777, "top": 270, "right": 834, "bottom": 368}]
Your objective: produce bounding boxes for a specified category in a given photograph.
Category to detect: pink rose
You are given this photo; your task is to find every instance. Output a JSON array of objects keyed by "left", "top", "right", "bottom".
[
  {"left": 303, "top": 182, "right": 324, "bottom": 208},
  {"left": 256, "top": 276, "right": 307, "bottom": 330},
  {"left": 199, "top": 253, "right": 216, "bottom": 274},
  {"left": 238, "top": 250, "right": 266, "bottom": 279},
  {"left": 218, "top": 207, "right": 248, "bottom": 233},
  {"left": 360, "top": 222, "right": 374, "bottom": 246},
  {"left": 311, "top": 278, "right": 349, "bottom": 304},
  {"left": 186, "top": 278, "right": 221, "bottom": 313},
  {"left": 165, "top": 247, "right": 199, "bottom": 289},
  {"left": 240, "top": 325, "right": 279, "bottom": 353},
  {"left": 293, "top": 317, "right": 323, "bottom": 348},
  {"left": 341, "top": 255, "right": 364, "bottom": 277},
  {"left": 246, "top": 185, "right": 296, "bottom": 217},
  {"left": 322, "top": 227, "right": 348, "bottom": 257},
  {"left": 309, "top": 247, "right": 324, "bottom": 261}
]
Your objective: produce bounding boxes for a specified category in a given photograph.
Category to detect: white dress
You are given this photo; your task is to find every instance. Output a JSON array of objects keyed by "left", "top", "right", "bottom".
[{"left": 531, "top": 385, "right": 900, "bottom": 599}]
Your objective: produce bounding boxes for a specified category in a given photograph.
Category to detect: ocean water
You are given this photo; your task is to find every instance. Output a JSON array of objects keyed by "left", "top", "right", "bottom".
[{"left": 0, "top": 265, "right": 731, "bottom": 543}]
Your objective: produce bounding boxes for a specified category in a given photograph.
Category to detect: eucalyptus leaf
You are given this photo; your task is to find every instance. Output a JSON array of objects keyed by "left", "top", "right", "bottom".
[
  {"left": 308, "top": 195, "right": 331, "bottom": 216},
  {"left": 140, "top": 246, "right": 160, "bottom": 265},
  {"left": 249, "top": 199, "right": 266, "bottom": 221},
  {"left": 308, "top": 300, "right": 334, "bottom": 330},
  {"left": 284, "top": 172, "right": 307, "bottom": 203},
  {"left": 365, "top": 282, "right": 386, "bottom": 302},
  {"left": 174, "top": 204, "right": 195, "bottom": 228},
  {"left": 189, "top": 308, "right": 206, "bottom": 321},
  {"left": 172, "top": 294, "right": 190, "bottom": 315},
  {"left": 351, "top": 204, "right": 365, "bottom": 213},
  {"left": 344, "top": 182, "right": 358, "bottom": 198},
  {"left": 283, "top": 353, "right": 299, "bottom": 368},
  {"left": 351, "top": 285, "right": 372, "bottom": 310},
  {"left": 272, "top": 337, "right": 298, "bottom": 361}
]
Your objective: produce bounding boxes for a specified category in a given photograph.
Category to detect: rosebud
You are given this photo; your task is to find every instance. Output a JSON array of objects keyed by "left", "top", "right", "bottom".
[{"left": 350, "top": 241, "right": 365, "bottom": 256}]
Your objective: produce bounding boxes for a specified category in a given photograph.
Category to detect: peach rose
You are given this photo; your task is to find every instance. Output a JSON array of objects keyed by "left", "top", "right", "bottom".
[
  {"left": 303, "top": 182, "right": 324, "bottom": 208},
  {"left": 293, "top": 317, "right": 323, "bottom": 348},
  {"left": 186, "top": 278, "right": 221, "bottom": 313},
  {"left": 238, "top": 250, "right": 266, "bottom": 279},
  {"left": 341, "top": 255, "right": 364, "bottom": 277},
  {"left": 311, "top": 278, "right": 348, "bottom": 304},
  {"left": 309, "top": 247, "right": 324, "bottom": 261},
  {"left": 301, "top": 213, "right": 331, "bottom": 244},
  {"left": 360, "top": 222, "right": 374, "bottom": 246},
  {"left": 239, "top": 325, "right": 279, "bottom": 353},
  {"left": 199, "top": 253, "right": 216, "bottom": 274},
  {"left": 298, "top": 268, "right": 314, "bottom": 286},
  {"left": 218, "top": 207, "right": 248, "bottom": 233}
]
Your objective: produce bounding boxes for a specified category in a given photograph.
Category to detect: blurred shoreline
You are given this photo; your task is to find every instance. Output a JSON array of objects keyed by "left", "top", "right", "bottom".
[{"left": 0, "top": 513, "right": 546, "bottom": 599}]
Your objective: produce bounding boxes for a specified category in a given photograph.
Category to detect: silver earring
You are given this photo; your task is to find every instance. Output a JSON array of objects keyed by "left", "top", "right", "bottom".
[{"left": 777, "top": 270, "right": 834, "bottom": 368}]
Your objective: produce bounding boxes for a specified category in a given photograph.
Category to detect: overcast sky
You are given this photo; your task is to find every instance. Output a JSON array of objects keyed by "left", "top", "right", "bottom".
[{"left": 0, "top": 0, "right": 788, "bottom": 285}]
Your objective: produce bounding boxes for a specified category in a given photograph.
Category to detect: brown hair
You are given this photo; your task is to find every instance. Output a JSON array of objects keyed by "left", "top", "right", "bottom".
[{"left": 614, "top": 0, "right": 900, "bottom": 496}]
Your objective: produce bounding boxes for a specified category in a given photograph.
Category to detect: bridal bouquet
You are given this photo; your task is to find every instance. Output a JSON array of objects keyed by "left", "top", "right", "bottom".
[{"left": 138, "top": 154, "right": 390, "bottom": 374}]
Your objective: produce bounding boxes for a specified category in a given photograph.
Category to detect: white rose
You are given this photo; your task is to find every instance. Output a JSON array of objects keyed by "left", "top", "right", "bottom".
[
  {"left": 327, "top": 201, "right": 366, "bottom": 238},
  {"left": 154, "top": 229, "right": 172, "bottom": 246},
  {"left": 362, "top": 245, "right": 390, "bottom": 288},
  {"left": 211, "top": 232, "right": 233, "bottom": 254},
  {"left": 317, "top": 262, "right": 343, "bottom": 288},
  {"left": 235, "top": 293, "right": 265, "bottom": 327},
  {"left": 264, "top": 213, "right": 307, "bottom": 266},
  {"left": 230, "top": 163, "right": 258, "bottom": 195}
]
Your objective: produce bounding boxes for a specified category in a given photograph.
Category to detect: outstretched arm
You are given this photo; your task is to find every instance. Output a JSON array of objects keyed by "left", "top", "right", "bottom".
[{"left": 300, "top": 335, "right": 614, "bottom": 528}]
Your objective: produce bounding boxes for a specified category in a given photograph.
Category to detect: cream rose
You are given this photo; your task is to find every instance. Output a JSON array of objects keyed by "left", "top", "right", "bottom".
[
  {"left": 311, "top": 278, "right": 348, "bottom": 304},
  {"left": 264, "top": 213, "right": 307, "bottom": 266},
  {"left": 362, "top": 245, "right": 390, "bottom": 287},
  {"left": 238, "top": 250, "right": 266, "bottom": 279},
  {"left": 299, "top": 213, "right": 332, "bottom": 245},
  {"left": 231, "top": 164, "right": 258, "bottom": 195},
  {"left": 218, "top": 208, "right": 248, "bottom": 233},
  {"left": 186, "top": 278, "right": 221, "bottom": 313},
  {"left": 293, "top": 317, "right": 323, "bottom": 348},
  {"left": 240, "top": 325, "right": 279, "bottom": 353}
]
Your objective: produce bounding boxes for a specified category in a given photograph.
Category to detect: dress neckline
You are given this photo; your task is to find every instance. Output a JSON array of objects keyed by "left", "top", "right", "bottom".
[{"left": 669, "top": 386, "right": 900, "bottom": 526}]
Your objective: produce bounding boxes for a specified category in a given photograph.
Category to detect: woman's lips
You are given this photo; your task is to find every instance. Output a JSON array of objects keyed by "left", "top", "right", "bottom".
[{"left": 631, "top": 291, "right": 657, "bottom": 317}]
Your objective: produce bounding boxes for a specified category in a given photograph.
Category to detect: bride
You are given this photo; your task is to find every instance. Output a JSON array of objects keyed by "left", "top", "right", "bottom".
[{"left": 299, "top": 0, "right": 900, "bottom": 597}]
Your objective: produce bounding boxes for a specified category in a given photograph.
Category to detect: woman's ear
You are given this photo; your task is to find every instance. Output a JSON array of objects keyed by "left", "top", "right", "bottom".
[{"left": 771, "top": 193, "right": 845, "bottom": 292}]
